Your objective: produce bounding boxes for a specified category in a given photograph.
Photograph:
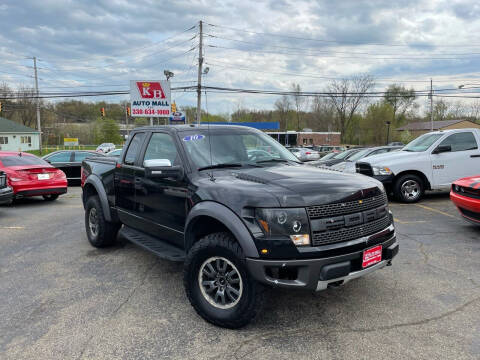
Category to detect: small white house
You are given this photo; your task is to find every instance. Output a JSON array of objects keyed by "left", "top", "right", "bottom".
[{"left": 0, "top": 116, "right": 40, "bottom": 151}]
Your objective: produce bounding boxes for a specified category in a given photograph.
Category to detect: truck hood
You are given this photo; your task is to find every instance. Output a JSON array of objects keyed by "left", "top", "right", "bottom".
[
  {"left": 199, "top": 164, "right": 385, "bottom": 209},
  {"left": 359, "top": 150, "right": 419, "bottom": 166}
]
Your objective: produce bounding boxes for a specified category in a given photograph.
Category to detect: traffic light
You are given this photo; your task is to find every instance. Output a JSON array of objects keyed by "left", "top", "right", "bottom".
[
  {"left": 126, "top": 106, "right": 131, "bottom": 116},
  {"left": 100, "top": 107, "right": 105, "bottom": 117},
  {"left": 171, "top": 102, "right": 176, "bottom": 113}
]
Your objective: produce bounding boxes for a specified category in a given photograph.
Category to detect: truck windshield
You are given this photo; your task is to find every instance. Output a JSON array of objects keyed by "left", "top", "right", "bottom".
[
  {"left": 180, "top": 130, "right": 300, "bottom": 169},
  {"left": 403, "top": 133, "right": 444, "bottom": 152}
]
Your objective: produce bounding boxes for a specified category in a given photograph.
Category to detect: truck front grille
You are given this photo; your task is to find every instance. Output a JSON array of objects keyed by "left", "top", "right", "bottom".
[
  {"left": 312, "top": 215, "right": 391, "bottom": 246},
  {"left": 356, "top": 162, "right": 374, "bottom": 177},
  {"left": 306, "top": 193, "right": 387, "bottom": 219}
]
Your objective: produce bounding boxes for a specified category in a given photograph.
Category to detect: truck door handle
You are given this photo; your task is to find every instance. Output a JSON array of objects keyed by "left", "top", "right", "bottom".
[{"left": 470, "top": 155, "right": 480, "bottom": 158}]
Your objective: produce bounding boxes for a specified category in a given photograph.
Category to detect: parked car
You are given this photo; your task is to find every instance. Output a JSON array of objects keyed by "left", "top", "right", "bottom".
[
  {"left": 0, "top": 171, "right": 14, "bottom": 205},
  {"left": 81, "top": 125, "right": 398, "bottom": 328},
  {"left": 289, "top": 147, "right": 320, "bottom": 161},
  {"left": 313, "top": 145, "right": 346, "bottom": 157},
  {"left": 106, "top": 149, "right": 123, "bottom": 157},
  {"left": 96, "top": 143, "right": 116, "bottom": 154},
  {"left": 331, "top": 146, "right": 403, "bottom": 173},
  {"left": 43, "top": 150, "right": 104, "bottom": 182},
  {"left": 388, "top": 142, "right": 404, "bottom": 146},
  {"left": 309, "top": 148, "right": 364, "bottom": 167},
  {"left": 356, "top": 129, "right": 480, "bottom": 202},
  {"left": 450, "top": 176, "right": 480, "bottom": 225},
  {"left": 0, "top": 151, "right": 67, "bottom": 201}
]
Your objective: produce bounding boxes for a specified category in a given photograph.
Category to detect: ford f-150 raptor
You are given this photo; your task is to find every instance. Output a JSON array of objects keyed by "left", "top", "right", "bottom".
[{"left": 81, "top": 125, "right": 398, "bottom": 328}]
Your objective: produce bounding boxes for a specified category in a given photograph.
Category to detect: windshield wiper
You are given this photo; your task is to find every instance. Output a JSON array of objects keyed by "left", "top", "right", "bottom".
[{"left": 198, "top": 163, "right": 244, "bottom": 171}]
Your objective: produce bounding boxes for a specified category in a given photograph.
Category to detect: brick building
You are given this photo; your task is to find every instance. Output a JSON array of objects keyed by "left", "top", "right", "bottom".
[{"left": 396, "top": 119, "right": 480, "bottom": 138}]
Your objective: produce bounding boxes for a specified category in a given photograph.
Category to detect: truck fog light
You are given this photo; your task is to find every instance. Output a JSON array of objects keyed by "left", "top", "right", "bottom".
[{"left": 290, "top": 234, "right": 310, "bottom": 246}]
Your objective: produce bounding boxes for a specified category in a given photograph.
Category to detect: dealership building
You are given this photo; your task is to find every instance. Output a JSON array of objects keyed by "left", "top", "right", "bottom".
[{"left": 0, "top": 117, "right": 40, "bottom": 151}]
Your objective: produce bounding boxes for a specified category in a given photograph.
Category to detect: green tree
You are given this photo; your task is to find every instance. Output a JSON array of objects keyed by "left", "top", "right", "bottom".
[
  {"left": 360, "top": 102, "right": 394, "bottom": 145},
  {"left": 94, "top": 118, "right": 122, "bottom": 144}
]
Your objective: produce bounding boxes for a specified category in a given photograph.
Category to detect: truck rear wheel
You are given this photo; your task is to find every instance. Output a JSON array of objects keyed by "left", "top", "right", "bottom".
[
  {"left": 85, "top": 195, "right": 120, "bottom": 247},
  {"left": 394, "top": 174, "right": 424, "bottom": 203},
  {"left": 183, "top": 232, "right": 262, "bottom": 328}
]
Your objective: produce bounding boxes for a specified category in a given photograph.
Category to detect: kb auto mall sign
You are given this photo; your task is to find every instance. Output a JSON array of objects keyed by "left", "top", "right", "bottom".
[{"left": 130, "top": 80, "right": 171, "bottom": 117}]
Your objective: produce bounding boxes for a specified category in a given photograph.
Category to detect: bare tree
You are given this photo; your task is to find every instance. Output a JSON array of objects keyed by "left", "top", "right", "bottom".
[
  {"left": 326, "top": 74, "right": 375, "bottom": 141},
  {"left": 311, "top": 96, "right": 336, "bottom": 131},
  {"left": 383, "top": 84, "right": 416, "bottom": 124},
  {"left": 468, "top": 100, "right": 480, "bottom": 121},
  {"left": 274, "top": 95, "right": 291, "bottom": 131},
  {"left": 290, "top": 83, "right": 307, "bottom": 131}
]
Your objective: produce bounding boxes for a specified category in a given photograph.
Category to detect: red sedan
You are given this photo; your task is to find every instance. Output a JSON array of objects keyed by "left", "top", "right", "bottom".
[
  {"left": 450, "top": 175, "right": 480, "bottom": 225},
  {"left": 0, "top": 151, "right": 68, "bottom": 201}
]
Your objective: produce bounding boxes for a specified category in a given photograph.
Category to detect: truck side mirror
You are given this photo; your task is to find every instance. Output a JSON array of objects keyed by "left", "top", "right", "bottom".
[
  {"left": 432, "top": 145, "right": 452, "bottom": 154},
  {"left": 143, "top": 159, "right": 183, "bottom": 179}
]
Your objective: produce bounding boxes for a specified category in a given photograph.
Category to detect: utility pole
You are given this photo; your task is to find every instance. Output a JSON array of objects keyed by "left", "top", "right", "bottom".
[
  {"left": 196, "top": 20, "right": 203, "bottom": 125},
  {"left": 430, "top": 78, "right": 433, "bottom": 132},
  {"left": 33, "top": 57, "right": 42, "bottom": 154}
]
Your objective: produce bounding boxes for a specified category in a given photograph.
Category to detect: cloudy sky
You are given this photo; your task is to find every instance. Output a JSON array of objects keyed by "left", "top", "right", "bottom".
[{"left": 1, "top": 0, "right": 480, "bottom": 114}]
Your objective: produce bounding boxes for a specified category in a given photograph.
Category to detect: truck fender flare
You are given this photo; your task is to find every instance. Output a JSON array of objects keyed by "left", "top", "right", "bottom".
[
  {"left": 84, "top": 175, "right": 112, "bottom": 222},
  {"left": 185, "top": 201, "right": 259, "bottom": 258}
]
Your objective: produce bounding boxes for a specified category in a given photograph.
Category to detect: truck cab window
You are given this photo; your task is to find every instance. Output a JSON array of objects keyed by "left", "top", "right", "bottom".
[
  {"left": 124, "top": 132, "right": 145, "bottom": 164},
  {"left": 144, "top": 133, "right": 180, "bottom": 165},
  {"left": 438, "top": 132, "right": 478, "bottom": 152}
]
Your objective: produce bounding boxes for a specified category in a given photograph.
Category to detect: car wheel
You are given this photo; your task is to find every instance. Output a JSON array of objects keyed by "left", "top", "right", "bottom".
[
  {"left": 394, "top": 174, "right": 424, "bottom": 203},
  {"left": 85, "top": 195, "right": 120, "bottom": 248},
  {"left": 43, "top": 194, "right": 59, "bottom": 201},
  {"left": 183, "top": 232, "right": 262, "bottom": 329}
]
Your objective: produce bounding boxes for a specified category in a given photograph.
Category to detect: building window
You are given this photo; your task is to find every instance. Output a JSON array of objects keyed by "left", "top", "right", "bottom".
[
  {"left": 21, "top": 136, "right": 32, "bottom": 145},
  {"left": 309, "top": 138, "right": 313, "bottom": 145},
  {"left": 0, "top": 136, "right": 8, "bottom": 144},
  {"left": 303, "top": 138, "right": 308, "bottom": 145}
]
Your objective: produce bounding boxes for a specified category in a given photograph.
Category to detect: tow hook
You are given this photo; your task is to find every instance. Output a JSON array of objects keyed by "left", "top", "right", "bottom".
[{"left": 387, "top": 260, "right": 392, "bottom": 266}]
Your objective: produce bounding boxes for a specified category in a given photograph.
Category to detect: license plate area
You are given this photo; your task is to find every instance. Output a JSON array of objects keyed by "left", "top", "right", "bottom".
[
  {"left": 37, "top": 174, "right": 50, "bottom": 180},
  {"left": 362, "top": 245, "right": 382, "bottom": 268}
]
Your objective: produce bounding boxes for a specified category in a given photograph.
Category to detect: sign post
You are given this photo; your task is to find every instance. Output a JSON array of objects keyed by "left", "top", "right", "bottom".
[{"left": 130, "top": 80, "right": 171, "bottom": 119}]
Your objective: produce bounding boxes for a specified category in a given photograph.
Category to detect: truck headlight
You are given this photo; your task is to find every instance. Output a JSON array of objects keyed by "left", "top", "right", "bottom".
[
  {"left": 372, "top": 166, "right": 392, "bottom": 176},
  {"left": 255, "top": 208, "right": 310, "bottom": 246}
]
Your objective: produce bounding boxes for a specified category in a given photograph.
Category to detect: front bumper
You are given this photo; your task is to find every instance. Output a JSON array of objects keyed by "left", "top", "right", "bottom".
[
  {"left": 450, "top": 190, "right": 480, "bottom": 224},
  {"left": 0, "top": 186, "right": 14, "bottom": 204},
  {"left": 371, "top": 174, "right": 395, "bottom": 185},
  {"left": 247, "top": 234, "right": 398, "bottom": 291}
]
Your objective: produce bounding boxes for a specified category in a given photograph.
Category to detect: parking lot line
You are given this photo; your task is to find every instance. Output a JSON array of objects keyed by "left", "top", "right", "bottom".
[
  {"left": 0, "top": 226, "right": 24, "bottom": 230},
  {"left": 393, "top": 218, "right": 426, "bottom": 224},
  {"left": 414, "top": 204, "right": 459, "bottom": 219}
]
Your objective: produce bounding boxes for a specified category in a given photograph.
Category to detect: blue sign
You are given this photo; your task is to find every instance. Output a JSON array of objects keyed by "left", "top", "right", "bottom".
[{"left": 169, "top": 111, "right": 186, "bottom": 124}]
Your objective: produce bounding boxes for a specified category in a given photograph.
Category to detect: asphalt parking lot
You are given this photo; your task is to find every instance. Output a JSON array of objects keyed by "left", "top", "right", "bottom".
[{"left": 0, "top": 187, "right": 479, "bottom": 360}]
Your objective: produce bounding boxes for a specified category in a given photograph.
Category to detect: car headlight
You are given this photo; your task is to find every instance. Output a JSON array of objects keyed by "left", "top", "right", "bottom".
[
  {"left": 255, "top": 208, "right": 310, "bottom": 246},
  {"left": 372, "top": 166, "right": 392, "bottom": 176}
]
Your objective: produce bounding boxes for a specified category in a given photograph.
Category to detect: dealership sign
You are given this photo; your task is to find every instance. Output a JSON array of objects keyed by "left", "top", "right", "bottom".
[
  {"left": 130, "top": 80, "right": 171, "bottom": 117},
  {"left": 169, "top": 111, "right": 186, "bottom": 124}
]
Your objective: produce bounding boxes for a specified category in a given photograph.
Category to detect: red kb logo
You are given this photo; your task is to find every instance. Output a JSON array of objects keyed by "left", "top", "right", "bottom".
[{"left": 136, "top": 82, "right": 166, "bottom": 99}]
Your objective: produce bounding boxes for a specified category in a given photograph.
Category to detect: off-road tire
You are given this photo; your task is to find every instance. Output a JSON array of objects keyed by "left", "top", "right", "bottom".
[
  {"left": 43, "top": 194, "right": 59, "bottom": 201},
  {"left": 394, "top": 174, "right": 424, "bottom": 203},
  {"left": 85, "top": 195, "right": 120, "bottom": 248},
  {"left": 183, "top": 232, "right": 262, "bottom": 329}
]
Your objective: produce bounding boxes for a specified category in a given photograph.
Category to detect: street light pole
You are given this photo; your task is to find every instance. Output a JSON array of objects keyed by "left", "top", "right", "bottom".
[
  {"left": 196, "top": 20, "right": 203, "bottom": 125},
  {"left": 385, "top": 121, "right": 391, "bottom": 145},
  {"left": 33, "top": 57, "right": 42, "bottom": 154}
]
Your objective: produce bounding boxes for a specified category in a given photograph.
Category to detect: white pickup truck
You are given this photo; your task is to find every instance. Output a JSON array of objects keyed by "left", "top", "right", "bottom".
[{"left": 356, "top": 128, "right": 480, "bottom": 202}]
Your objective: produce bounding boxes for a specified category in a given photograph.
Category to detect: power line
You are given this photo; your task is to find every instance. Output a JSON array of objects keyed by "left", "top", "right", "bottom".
[
  {"left": 206, "top": 33, "right": 480, "bottom": 57},
  {"left": 207, "top": 23, "right": 480, "bottom": 48}
]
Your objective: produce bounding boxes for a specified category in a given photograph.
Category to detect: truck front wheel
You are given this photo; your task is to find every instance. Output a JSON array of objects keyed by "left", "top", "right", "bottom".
[
  {"left": 85, "top": 195, "right": 120, "bottom": 247},
  {"left": 183, "top": 232, "right": 262, "bottom": 328},
  {"left": 394, "top": 174, "right": 424, "bottom": 203}
]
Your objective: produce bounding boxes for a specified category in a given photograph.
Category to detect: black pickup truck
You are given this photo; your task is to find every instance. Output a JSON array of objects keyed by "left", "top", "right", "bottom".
[
  {"left": 0, "top": 171, "right": 13, "bottom": 205},
  {"left": 81, "top": 125, "right": 398, "bottom": 328}
]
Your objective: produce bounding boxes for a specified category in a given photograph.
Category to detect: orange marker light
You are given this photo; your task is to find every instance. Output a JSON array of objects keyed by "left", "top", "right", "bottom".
[{"left": 261, "top": 249, "right": 268, "bottom": 254}]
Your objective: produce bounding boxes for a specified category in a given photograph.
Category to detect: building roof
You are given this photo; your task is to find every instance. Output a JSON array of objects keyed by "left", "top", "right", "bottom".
[
  {"left": 396, "top": 119, "right": 476, "bottom": 131},
  {"left": 0, "top": 117, "right": 39, "bottom": 133}
]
